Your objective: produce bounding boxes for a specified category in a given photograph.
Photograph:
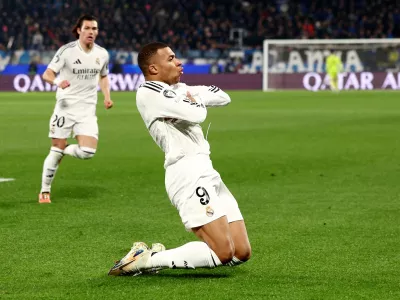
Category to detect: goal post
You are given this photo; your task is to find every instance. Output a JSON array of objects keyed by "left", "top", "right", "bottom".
[{"left": 263, "top": 39, "right": 400, "bottom": 91}]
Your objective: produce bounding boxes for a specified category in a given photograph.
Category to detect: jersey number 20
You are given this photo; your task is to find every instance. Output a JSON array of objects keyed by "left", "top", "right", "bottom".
[{"left": 52, "top": 115, "right": 65, "bottom": 128}]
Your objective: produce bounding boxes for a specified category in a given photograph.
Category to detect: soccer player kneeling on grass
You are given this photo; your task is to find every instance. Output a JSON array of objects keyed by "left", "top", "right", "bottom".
[
  {"left": 38, "top": 15, "right": 113, "bottom": 204},
  {"left": 108, "top": 42, "right": 251, "bottom": 276}
]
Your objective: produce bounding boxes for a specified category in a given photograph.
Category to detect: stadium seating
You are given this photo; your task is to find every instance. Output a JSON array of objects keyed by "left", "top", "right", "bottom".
[{"left": 0, "top": 0, "right": 399, "bottom": 58}]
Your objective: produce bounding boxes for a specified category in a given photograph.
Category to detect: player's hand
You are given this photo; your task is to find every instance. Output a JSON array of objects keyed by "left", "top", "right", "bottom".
[
  {"left": 104, "top": 99, "right": 113, "bottom": 109},
  {"left": 186, "top": 91, "right": 196, "bottom": 103},
  {"left": 59, "top": 80, "right": 70, "bottom": 89}
]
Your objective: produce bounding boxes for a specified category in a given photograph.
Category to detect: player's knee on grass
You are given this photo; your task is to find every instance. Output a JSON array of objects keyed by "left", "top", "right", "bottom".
[
  {"left": 235, "top": 243, "right": 252, "bottom": 262},
  {"left": 77, "top": 146, "right": 96, "bottom": 159},
  {"left": 212, "top": 239, "right": 235, "bottom": 264}
]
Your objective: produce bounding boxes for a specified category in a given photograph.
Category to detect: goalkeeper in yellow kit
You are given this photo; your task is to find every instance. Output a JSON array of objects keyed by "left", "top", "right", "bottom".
[{"left": 326, "top": 53, "right": 343, "bottom": 91}]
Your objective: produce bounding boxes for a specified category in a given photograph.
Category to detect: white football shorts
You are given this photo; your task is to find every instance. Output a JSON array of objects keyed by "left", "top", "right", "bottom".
[
  {"left": 165, "top": 154, "right": 243, "bottom": 231},
  {"left": 48, "top": 110, "right": 98, "bottom": 139}
]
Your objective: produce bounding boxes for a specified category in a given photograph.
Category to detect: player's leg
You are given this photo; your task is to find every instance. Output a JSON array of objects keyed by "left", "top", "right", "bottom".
[
  {"left": 109, "top": 179, "right": 242, "bottom": 275},
  {"left": 40, "top": 138, "right": 67, "bottom": 202},
  {"left": 63, "top": 135, "right": 97, "bottom": 159},
  {"left": 154, "top": 179, "right": 239, "bottom": 267},
  {"left": 215, "top": 181, "right": 251, "bottom": 265},
  {"left": 108, "top": 216, "right": 231, "bottom": 276},
  {"left": 227, "top": 220, "right": 251, "bottom": 265},
  {"left": 143, "top": 215, "right": 234, "bottom": 267},
  {"left": 192, "top": 216, "right": 235, "bottom": 263},
  {"left": 149, "top": 216, "right": 233, "bottom": 269},
  {"left": 189, "top": 185, "right": 251, "bottom": 267},
  {"left": 329, "top": 72, "right": 338, "bottom": 91},
  {"left": 63, "top": 116, "right": 98, "bottom": 159},
  {"left": 39, "top": 112, "right": 73, "bottom": 203}
]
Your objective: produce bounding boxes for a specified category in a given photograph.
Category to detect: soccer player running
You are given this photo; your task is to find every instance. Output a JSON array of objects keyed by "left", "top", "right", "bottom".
[
  {"left": 109, "top": 42, "right": 251, "bottom": 276},
  {"left": 326, "top": 51, "right": 343, "bottom": 92},
  {"left": 38, "top": 15, "right": 113, "bottom": 203}
]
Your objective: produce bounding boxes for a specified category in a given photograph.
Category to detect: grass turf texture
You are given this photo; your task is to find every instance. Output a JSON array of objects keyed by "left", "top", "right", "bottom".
[{"left": 1, "top": 91, "right": 399, "bottom": 299}]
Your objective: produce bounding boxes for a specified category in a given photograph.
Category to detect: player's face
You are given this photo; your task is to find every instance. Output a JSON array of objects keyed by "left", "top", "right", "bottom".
[
  {"left": 78, "top": 20, "right": 98, "bottom": 45},
  {"left": 153, "top": 47, "right": 183, "bottom": 85}
]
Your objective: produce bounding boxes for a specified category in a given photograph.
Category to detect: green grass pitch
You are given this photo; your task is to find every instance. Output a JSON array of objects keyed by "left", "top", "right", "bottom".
[{"left": 1, "top": 91, "right": 400, "bottom": 299}]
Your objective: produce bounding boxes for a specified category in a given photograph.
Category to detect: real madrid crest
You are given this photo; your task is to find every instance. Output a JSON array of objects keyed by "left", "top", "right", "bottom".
[
  {"left": 206, "top": 206, "right": 214, "bottom": 217},
  {"left": 163, "top": 89, "right": 177, "bottom": 98},
  {"left": 95, "top": 58, "right": 100, "bottom": 65}
]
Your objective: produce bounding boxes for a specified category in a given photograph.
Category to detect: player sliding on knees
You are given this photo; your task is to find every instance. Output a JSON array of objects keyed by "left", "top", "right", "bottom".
[
  {"left": 108, "top": 42, "right": 251, "bottom": 276},
  {"left": 38, "top": 14, "right": 113, "bottom": 204}
]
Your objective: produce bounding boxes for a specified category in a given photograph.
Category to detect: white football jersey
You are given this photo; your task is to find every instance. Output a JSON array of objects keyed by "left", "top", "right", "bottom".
[
  {"left": 48, "top": 40, "right": 109, "bottom": 116},
  {"left": 136, "top": 81, "right": 231, "bottom": 168}
]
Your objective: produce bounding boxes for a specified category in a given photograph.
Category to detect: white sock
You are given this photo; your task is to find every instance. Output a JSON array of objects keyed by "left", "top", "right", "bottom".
[
  {"left": 225, "top": 256, "right": 245, "bottom": 266},
  {"left": 41, "top": 147, "right": 63, "bottom": 193},
  {"left": 63, "top": 144, "right": 96, "bottom": 159},
  {"left": 148, "top": 241, "right": 222, "bottom": 270}
]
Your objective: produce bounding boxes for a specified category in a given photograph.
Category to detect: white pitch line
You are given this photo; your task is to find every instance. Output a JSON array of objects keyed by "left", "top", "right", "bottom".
[{"left": 0, "top": 178, "right": 15, "bottom": 183}]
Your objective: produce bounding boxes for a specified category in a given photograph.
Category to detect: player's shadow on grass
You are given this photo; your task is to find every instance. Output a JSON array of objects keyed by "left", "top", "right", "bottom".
[
  {"left": 90, "top": 272, "right": 230, "bottom": 287},
  {"left": 100, "top": 271, "right": 231, "bottom": 282},
  {"left": 140, "top": 268, "right": 232, "bottom": 279},
  {"left": 53, "top": 184, "right": 108, "bottom": 200},
  {"left": 0, "top": 202, "right": 18, "bottom": 209},
  {"left": 150, "top": 273, "right": 231, "bottom": 279}
]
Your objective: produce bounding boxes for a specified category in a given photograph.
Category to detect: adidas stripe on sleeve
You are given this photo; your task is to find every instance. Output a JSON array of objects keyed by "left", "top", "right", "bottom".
[
  {"left": 48, "top": 42, "right": 76, "bottom": 73},
  {"left": 187, "top": 85, "right": 231, "bottom": 107},
  {"left": 208, "top": 85, "right": 221, "bottom": 93},
  {"left": 100, "top": 51, "right": 109, "bottom": 76},
  {"left": 141, "top": 81, "right": 164, "bottom": 93}
]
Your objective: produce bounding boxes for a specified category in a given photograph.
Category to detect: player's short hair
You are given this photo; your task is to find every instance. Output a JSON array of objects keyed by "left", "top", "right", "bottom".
[
  {"left": 138, "top": 42, "right": 169, "bottom": 76},
  {"left": 72, "top": 14, "right": 97, "bottom": 39}
]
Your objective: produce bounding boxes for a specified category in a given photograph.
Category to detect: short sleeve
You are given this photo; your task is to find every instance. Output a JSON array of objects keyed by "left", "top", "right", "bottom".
[
  {"left": 100, "top": 52, "right": 109, "bottom": 76},
  {"left": 47, "top": 46, "right": 67, "bottom": 73}
]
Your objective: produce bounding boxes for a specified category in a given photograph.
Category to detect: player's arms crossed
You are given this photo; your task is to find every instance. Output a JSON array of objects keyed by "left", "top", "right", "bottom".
[
  {"left": 136, "top": 87, "right": 207, "bottom": 126},
  {"left": 99, "top": 75, "right": 113, "bottom": 109},
  {"left": 187, "top": 85, "right": 231, "bottom": 107}
]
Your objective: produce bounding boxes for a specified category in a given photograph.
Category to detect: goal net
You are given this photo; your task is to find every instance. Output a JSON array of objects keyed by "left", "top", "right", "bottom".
[{"left": 263, "top": 39, "right": 400, "bottom": 91}]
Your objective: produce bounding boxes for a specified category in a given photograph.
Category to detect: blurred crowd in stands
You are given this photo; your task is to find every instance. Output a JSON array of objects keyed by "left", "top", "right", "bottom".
[{"left": 0, "top": 0, "right": 399, "bottom": 58}]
